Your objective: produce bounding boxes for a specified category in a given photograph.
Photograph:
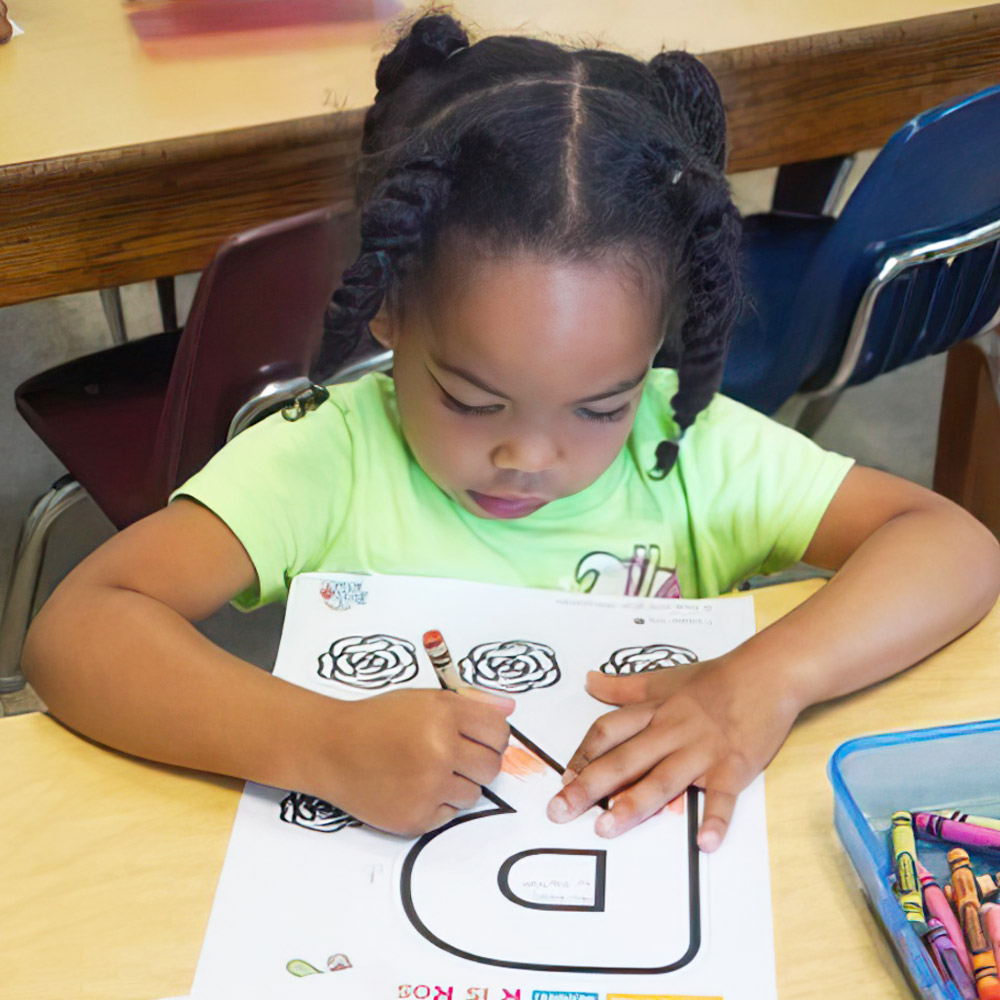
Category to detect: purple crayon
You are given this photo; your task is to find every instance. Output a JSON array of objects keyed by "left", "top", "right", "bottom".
[
  {"left": 918, "top": 860, "right": 974, "bottom": 976},
  {"left": 925, "top": 919, "right": 978, "bottom": 999},
  {"left": 914, "top": 812, "right": 1000, "bottom": 854}
]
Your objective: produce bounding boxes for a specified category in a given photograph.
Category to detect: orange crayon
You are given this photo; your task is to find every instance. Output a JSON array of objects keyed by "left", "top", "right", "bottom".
[
  {"left": 946, "top": 874, "right": 1000, "bottom": 906},
  {"left": 949, "top": 848, "right": 1000, "bottom": 1000}
]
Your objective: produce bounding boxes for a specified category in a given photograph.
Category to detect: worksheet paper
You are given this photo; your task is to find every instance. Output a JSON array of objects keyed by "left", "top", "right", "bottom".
[{"left": 191, "top": 573, "right": 776, "bottom": 1000}]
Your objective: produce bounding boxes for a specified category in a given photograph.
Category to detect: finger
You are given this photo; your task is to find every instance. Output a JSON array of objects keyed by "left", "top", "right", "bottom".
[
  {"left": 454, "top": 737, "right": 506, "bottom": 787},
  {"left": 697, "top": 786, "right": 738, "bottom": 853},
  {"left": 443, "top": 773, "right": 484, "bottom": 812},
  {"left": 585, "top": 665, "right": 697, "bottom": 706},
  {"left": 551, "top": 719, "right": 693, "bottom": 823},
  {"left": 426, "top": 803, "right": 460, "bottom": 832},
  {"left": 696, "top": 755, "right": 752, "bottom": 851},
  {"left": 594, "top": 745, "right": 714, "bottom": 838},
  {"left": 456, "top": 686, "right": 516, "bottom": 715},
  {"left": 562, "top": 703, "right": 655, "bottom": 782},
  {"left": 456, "top": 707, "right": 511, "bottom": 755}
]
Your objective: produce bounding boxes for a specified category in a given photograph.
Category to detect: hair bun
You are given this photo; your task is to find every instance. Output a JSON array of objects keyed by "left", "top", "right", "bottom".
[
  {"left": 375, "top": 14, "right": 470, "bottom": 96},
  {"left": 648, "top": 51, "right": 727, "bottom": 171}
]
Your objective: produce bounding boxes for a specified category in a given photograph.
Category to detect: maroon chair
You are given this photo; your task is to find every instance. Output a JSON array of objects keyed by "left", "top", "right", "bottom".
[{"left": 0, "top": 207, "right": 352, "bottom": 691}]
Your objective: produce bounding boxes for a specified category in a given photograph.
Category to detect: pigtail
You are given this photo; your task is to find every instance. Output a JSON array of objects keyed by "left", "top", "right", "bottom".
[
  {"left": 316, "top": 156, "right": 453, "bottom": 381},
  {"left": 642, "top": 51, "right": 740, "bottom": 479},
  {"left": 648, "top": 51, "right": 728, "bottom": 171},
  {"left": 374, "top": 13, "right": 469, "bottom": 96},
  {"left": 650, "top": 192, "right": 743, "bottom": 478}
]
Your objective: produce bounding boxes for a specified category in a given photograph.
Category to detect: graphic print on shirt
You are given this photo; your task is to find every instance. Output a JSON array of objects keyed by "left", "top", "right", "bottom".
[{"left": 575, "top": 543, "right": 680, "bottom": 598}]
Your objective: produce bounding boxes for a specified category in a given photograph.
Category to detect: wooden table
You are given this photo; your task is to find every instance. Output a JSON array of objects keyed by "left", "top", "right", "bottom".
[
  {"left": 4, "top": 578, "right": 1000, "bottom": 999},
  {"left": 1, "top": 1, "right": 999, "bottom": 307}
]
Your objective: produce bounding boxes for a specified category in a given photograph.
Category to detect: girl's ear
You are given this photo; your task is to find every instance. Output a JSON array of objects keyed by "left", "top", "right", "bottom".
[{"left": 367, "top": 306, "right": 396, "bottom": 349}]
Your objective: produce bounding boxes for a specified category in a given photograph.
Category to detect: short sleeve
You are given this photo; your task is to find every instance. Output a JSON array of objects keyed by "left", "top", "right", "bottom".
[
  {"left": 677, "top": 394, "right": 854, "bottom": 591},
  {"left": 170, "top": 400, "right": 356, "bottom": 609}
]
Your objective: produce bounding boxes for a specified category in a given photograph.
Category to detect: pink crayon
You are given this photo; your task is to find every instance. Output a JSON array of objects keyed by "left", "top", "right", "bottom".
[
  {"left": 918, "top": 861, "right": 974, "bottom": 976},
  {"left": 915, "top": 812, "right": 1000, "bottom": 854},
  {"left": 935, "top": 812, "right": 1000, "bottom": 834}
]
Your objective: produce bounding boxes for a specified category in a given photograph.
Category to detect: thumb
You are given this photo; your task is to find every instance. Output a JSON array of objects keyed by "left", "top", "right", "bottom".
[{"left": 585, "top": 665, "right": 698, "bottom": 704}]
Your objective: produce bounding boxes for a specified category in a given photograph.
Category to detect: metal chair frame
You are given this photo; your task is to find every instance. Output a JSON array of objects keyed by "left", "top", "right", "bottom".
[
  {"left": 792, "top": 217, "right": 1000, "bottom": 436},
  {"left": 0, "top": 350, "right": 394, "bottom": 694}
]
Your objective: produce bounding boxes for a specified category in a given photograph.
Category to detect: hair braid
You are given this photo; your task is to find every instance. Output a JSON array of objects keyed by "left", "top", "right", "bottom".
[
  {"left": 317, "top": 156, "right": 452, "bottom": 380},
  {"left": 642, "top": 51, "right": 741, "bottom": 478},
  {"left": 652, "top": 191, "right": 743, "bottom": 477}
]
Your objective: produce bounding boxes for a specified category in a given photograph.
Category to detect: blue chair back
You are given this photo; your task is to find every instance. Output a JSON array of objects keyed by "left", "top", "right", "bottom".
[{"left": 724, "top": 84, "right": 1000, "bottom": 412}]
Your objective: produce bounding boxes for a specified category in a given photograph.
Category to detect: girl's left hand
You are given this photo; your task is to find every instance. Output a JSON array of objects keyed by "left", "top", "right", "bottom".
[{"left": 546, "top": 657, "right": 800, "bottom": 851}]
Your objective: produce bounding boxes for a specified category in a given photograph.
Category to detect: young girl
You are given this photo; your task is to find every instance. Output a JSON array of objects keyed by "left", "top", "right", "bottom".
[{"left": 23, "top": 13, "right": 1000, "bottom": 852}]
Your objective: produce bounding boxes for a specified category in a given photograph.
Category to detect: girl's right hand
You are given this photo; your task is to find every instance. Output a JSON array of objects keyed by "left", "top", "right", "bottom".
[{"left": 311, "top": 687, "right": 515, "bottom": 836}]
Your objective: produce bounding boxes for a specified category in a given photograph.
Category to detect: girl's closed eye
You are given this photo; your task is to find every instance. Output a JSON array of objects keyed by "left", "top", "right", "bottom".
[{"left": 577, "top": 403, "right": 631, "bottom": 423}]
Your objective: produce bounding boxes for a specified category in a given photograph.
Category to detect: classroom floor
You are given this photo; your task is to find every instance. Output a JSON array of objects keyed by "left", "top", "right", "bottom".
[{"left": 0, "top": 160, "right": 949, "bottom": 717}]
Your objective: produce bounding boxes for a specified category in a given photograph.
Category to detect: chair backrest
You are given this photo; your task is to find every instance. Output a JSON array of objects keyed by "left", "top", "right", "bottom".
[
  {"left": 792, "top": 83, "right": 1000, "bottom": 391},
  {"left": 151, "top": 207, "right": 349, "bottom": 496}
]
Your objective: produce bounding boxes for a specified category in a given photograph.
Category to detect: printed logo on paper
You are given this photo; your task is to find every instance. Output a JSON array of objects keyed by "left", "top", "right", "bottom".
[{"left": 319, "top": 578, "right": 369, "bottom": 611}]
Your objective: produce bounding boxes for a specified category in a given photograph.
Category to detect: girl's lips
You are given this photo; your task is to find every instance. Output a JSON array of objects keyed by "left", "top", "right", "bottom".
[{"left": 467, "top": 491, "right": 548, "bottom": 519}]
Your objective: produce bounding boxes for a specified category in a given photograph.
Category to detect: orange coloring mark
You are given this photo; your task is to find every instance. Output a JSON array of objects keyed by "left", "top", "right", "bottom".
[{"left": 501, "top": 745, "right": 548, "bottom": 779}]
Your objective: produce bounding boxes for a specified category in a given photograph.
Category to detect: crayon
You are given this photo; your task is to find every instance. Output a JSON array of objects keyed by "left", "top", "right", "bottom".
[
  {"left": 947, "top": 875, "right": 1000, "bottom": 906},
  {"left": 919, "top": 860, "right": 974, "bottom": 976},
  {"left": 422, "top": 629, "right": 611, "bottom": 812},
  {"left": 892, "top": 811, "right": 929, "bottom": 935},
  {"left": 422, "top": 629, "right": 466, "bottom": 692},
  {"left": 948, "top": 848, "right": 1000, "bottom": 1000},
  {"left": 926, "top": 919, "right": 979, "bottom": 1000},
  {"left": 935, "top": 812, "right": 1000, "bottom": 834},
  {"left": 917, "top": 813, "right": 1000, "bottom": 855},
  {"left": 982, "top": 902, "right": 1000, "bottom": 974}
]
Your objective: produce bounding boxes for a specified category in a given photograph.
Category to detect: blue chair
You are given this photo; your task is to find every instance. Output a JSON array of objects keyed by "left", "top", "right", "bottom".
[{"left": 722, "top": 83, "right": 1000, "bottom": 435}]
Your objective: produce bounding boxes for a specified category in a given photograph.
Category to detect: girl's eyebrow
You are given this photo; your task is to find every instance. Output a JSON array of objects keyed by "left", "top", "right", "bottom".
[
  {"left": 433, "top": 357, "right": 647, "bottom": 404},
  {"left": 574, "top": 372, "right": 647, "bottom": 404},
  {"left": 433, "top": 358, "right": 510, "bottom": 399}
]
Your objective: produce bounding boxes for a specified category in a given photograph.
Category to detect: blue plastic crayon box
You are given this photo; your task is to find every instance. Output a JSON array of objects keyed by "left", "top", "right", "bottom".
[{"left": 829, "top": 718, "right": 1000, "bottom": 1000}]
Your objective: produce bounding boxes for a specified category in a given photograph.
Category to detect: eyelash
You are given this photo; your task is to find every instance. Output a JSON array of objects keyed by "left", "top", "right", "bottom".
[
  {"left": 443, "top": 390, "right": 629, "bottom": 424},
  {"left": 577, "top": 404, "right": 630, "bottom": 423}
]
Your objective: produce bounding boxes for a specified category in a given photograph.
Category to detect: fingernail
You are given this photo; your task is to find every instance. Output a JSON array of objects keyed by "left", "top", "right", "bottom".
[
  {"left": 698, "top": 828, "right": 721, "bottom": 853},
  {"left": 595, "top": 811, "right": 617, "bottom": 837},
  {"left": 561, "top": 768, "right": 577, "bottom": 786},
  {"left": 547, "top": 796, "right": 570, "bottom": 823}
]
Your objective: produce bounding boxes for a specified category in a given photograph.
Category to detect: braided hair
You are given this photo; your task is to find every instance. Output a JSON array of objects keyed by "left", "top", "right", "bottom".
[{"left": 317, "top": 12, "right": 743, "bottom": 478}]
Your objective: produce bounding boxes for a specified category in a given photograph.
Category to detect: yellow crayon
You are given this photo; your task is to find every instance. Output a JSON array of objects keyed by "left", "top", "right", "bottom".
[
  {"left": 892, "top": 811, "right": 928, "bottom": 934},
  {"left": 949, "top": 848, "right": 1000, "bottom": 1000}
]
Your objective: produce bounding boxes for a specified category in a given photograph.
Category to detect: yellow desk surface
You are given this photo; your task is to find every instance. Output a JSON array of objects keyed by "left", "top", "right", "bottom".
[
  {"left": 0, "top": 0, "right": 980, "bottom": 166},
  {"left": 4, "top": 578, "right": 1000, "bottom": 999},
  {"left": 2, "top": 1, "right": 999, "bottom": 307}
]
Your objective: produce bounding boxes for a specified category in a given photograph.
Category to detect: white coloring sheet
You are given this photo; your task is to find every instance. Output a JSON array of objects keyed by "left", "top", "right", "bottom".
[{"left": 191, "top": 573, "right": 777, "bottom": 1000}]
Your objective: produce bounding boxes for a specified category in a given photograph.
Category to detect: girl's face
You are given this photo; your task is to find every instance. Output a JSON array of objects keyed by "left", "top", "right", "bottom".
[{"left": 375, "top": 250, "right": 663, "bottom": 520}]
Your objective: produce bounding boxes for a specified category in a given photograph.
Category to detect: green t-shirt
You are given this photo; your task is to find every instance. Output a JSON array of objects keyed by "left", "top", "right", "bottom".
[{"left": 173, "top": 369, "right": 853, "bottom": 608}]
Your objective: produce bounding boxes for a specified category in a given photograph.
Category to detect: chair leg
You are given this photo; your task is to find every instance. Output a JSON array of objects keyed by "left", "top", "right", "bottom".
[
  {"left": 934, "top": 335, "right": 1000, "bottom": 537},
  {"left": 99, "top": 287, "right": 128, "bottom": 345},
  {"left": 0, "top": 477, "right": 88, "bottom": 693},
  {"left": 794, "top": 392, "right": 842, "bottom": 437},
  {"left": 155, "top": 276, "right": 179, "bottom": 333}
]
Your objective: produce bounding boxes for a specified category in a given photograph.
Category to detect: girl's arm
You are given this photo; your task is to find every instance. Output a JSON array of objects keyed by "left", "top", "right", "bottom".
[
  {"left": 548, "top": 466, "right": 1000, "bottom": 849},
  {"left": 22, "top": 499, "right": 512, "bottom": 836}
]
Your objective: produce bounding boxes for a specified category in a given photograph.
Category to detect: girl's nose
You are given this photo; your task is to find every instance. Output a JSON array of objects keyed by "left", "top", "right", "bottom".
[{"left": 491, "top": 431, "right": 560, "bottom": 473}]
